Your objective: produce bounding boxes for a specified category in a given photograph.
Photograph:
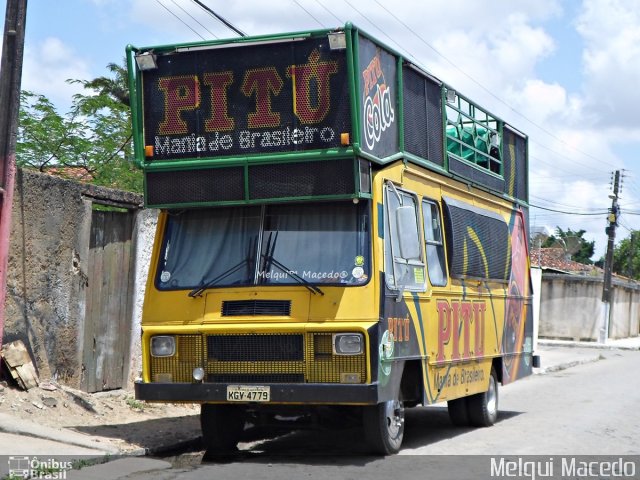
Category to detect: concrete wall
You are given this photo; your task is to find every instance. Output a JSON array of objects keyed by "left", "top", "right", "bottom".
[
  {"left": 3, "top": 169, "right": 144, "bottom": 388},
  {"left": 610, "top": 282, "right": 640, "bottom": 339},
  {"left": 539, "top": 273, "right": 640, "bottom": 341},
  {"left": 128, "top": 208, "right": 158, "bottom": 385}
]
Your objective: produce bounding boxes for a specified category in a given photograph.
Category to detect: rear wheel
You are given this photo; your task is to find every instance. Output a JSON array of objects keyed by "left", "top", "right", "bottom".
[
  {"left": 363, "top": 398, "right": 405, "bottom": 455},
  {"left": 200, "top": 404, "right": 245, "bottom": 453},
  {"left": 467, "top": 368, "right": 499, "bottom": 427},
  {"left": 447, "top": 397, "right": 470, "bottom": 426}
]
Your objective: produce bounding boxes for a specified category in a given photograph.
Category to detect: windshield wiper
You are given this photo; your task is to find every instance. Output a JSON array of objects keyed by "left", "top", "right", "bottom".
[
  {"left": 265, "top": 255, "right": 324, "bottom": 296},
  {"left": 188, "top": 258, "right": 251, "bottom": 297},
  {"left": 188, "top": 237, "right": 256, "bottom": 297},
  {"left": 261, "top": 232, "right": 324, "bottom": 296}
]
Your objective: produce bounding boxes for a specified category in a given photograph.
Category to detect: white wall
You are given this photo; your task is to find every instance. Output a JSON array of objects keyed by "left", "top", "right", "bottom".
[
  {"left": 128, "top": 209, "right": 159, "bottom": 387},
  {"left": 539, "top": 274, "right": 640, "bottom": 341}
]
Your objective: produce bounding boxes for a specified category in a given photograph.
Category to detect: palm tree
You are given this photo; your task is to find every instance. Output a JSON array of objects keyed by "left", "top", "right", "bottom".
[{"left": 79, "top": 60, "right": 130, "bottom": 107}]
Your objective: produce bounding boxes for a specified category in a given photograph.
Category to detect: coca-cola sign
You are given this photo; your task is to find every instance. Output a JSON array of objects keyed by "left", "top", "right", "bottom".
[{"left": 358, "top": 36, "right": 398, "bottom": 158}]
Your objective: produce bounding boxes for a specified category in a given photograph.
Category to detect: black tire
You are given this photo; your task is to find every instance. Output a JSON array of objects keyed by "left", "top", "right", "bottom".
[
  {"left": 467, "top": 368, "right": 499, "bottom": 427},
  {"left": 200, "top": 404, "right": 245, "bottom": 452},
  {"left": 447, "top": 397, "right": 470, "bottom": 426},
  {"left": 363, "top": 399, "right": 405, "bottom": 455}
]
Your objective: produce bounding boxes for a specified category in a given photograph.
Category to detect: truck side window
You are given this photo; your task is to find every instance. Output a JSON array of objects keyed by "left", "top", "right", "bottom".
[
  {"left": 384, "top": 184, "right": 426, "bottom": 292},
  {"left": 422, "top": 199, "right": 447, "bottom": 287}
]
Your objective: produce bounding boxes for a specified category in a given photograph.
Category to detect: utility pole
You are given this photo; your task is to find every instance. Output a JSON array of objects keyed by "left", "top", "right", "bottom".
[
  {"left": 0, "top": 0, "right": 28, "bottom": 349},
  {"left": 600, "top": 169, "right": 621, "bottom": 343}
]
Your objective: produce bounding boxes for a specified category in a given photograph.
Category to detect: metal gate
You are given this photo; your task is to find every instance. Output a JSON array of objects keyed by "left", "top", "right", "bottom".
[{"left": 82, "top": 207, "right": 135, "bottom": 392}]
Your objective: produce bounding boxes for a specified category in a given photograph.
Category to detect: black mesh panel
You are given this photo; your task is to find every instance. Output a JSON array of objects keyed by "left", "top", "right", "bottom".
[
  {"left": 146, "top": 167, "right": 244, "bottom": 206},
  {"left": 222, "top": 300, "right": 291, "bottom": 316},
  {"left": 503, "top": 127, "right": 516, "bottom": 198},
  {"left": 207, "top": 334, "right": 304, "bottom": 361},
  {"left": 515, "top": 132, "right": 528, "bottom": 201},
  {"left": 449, "top": 156, "right": 504, "bottom": 192},
  {"left": 403, "top": 68, "right": 428, "bottom": 159},
  {"left": 425, "top": 76, "right": 444, "bottom": 167},
  {"left": 402, "top": 67, "right": 444, "bottom": 166},
  {"left": 443, "top": 199, "right": 511, "bottom": 282},
  {"left": 502, "top": 126, "right": 528, "bottom": 202},
  {"left": 249, "top": 160, "right": 354, "bottom": 199}
]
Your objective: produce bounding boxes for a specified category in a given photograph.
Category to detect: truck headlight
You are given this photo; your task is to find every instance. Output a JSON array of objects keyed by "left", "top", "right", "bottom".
[
  {"left": 151, "top": 336, "right": 175, "bottom": 357},
  {"left": 333, "top": 333, "right": 363, "bottom": 355}
]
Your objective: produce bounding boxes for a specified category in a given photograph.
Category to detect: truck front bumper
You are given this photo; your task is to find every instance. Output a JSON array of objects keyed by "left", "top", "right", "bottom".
[{"left": 135, "top": 381, "right": 379, "bottom": 405}]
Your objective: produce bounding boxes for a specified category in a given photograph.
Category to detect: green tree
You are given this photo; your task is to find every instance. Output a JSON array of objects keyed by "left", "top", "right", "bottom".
[
  {"left": 542, "top": 227, "right": 595, "bottom": 265},
  {"left": 16, "top": 61, "right": 141, "bottom": 192},
  {"left": 612, "top": 230, "right": 640, "bottom": 279},
  {"left": 79, "top": 61, "right": 130, "bottom": 107}
]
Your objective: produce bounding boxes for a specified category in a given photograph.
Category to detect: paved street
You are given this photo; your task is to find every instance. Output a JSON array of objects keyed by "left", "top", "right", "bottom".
[
  {"left": 67, "top": 347, "right": 639, "bottom": 480},
  {"left": 401, "top": 348, "right": 640, "bottom": 455}
]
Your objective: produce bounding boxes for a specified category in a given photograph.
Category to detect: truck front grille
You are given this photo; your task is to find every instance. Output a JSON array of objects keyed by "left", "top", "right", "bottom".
[
  {"left": 207, "top": 334, "right": 303, "bottom": 361},
  {"left": 221, "top": 299, "right": 292, "bottom": 316},
  {"left": 149, "top": 332, "right": 366, "bottom": 384}
]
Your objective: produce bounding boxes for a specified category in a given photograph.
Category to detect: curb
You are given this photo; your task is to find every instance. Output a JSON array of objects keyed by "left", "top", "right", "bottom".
[
  {"left": 537, "top": 339, "right": 640, "bottom": 351},
  {"left": 533, "top": 353, "right": 604, "bottom": 375},
  {"left": 0, "top": 429, "right": 124, "bottom": 456},
  {"left": 0, "top": 413, "right": 201, "bottom": 459},
  {"left": 67, "top": 457, "right": 173, "bottom": 480},
  {"left": 0, "top": 414, "right": 121, "bottom": 455}
]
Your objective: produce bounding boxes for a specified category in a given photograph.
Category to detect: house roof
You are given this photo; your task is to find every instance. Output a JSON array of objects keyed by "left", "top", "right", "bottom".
[
  {"left": 530, "top": 248, "right": 601, "bottom": 275},
  {"left": 43, "top": 166, "right": 94, "bottom": 183}
]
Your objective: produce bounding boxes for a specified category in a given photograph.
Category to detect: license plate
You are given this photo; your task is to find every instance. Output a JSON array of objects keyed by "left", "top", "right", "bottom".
[{"left": 226, "top": 385, "right": 270, "bottom": 402}]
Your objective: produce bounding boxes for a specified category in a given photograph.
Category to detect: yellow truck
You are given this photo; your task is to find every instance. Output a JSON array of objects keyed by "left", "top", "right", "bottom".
[{"left": 127, "top": 23, "right": 538, "bottom": 455}]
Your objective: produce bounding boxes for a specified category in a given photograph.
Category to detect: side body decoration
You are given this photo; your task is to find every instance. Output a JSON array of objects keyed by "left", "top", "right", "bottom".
[{"left": 375, "top": 186, "right": 533, "bottom": 405}]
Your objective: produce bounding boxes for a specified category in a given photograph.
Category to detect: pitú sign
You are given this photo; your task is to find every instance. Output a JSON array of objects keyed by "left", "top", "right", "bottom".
[{"left": 141, "top": 38, "right": 352, "bottom": 160}]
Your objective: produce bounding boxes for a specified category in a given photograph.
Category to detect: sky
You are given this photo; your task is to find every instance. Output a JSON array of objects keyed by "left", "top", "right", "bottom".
[{"left": 4, "top": 0, "right": 640, "bottom": 260}]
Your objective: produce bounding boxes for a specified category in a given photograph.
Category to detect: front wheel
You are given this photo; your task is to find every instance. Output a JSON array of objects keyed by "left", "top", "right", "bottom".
[
  {"left": 200, "top": 404, "right": 245, "bottom": 453},
  {"left": 467, "top": 368, "right": 499, "bottom": 427},
  {"left": 363, "top": 399, "right": 405, "bottom": 455}
]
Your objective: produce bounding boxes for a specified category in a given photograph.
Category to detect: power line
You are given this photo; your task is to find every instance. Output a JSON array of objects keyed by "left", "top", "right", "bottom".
[
  {"left": 529, "top": 171, "right": 606, "bottom": 180},
  {"left": 370, "top": 0, "right": 620, "bottom": 172},
  {"left": 153, "top": 0, "right": 205, "bottom": 40},
  {"left": 292, "top": 0, "right": 326, "bottom": 28},
  {"left": 530, "top": 195, "right": 608, "bottom": 212},
  {"left": 191, "top": 0, "right": 246, "bottom": 37},
  {"left": 342, "top": 0, "right": 420, "bottom": 65},
  {"left": 529, "top": 139, "right": 611, "bottom": 176},
  {"left": 168, "top": 0, "right": 218, "bottom": 39},
  {"left": 314, "top": 0, "right": 344, "bottom": 25},
  {"left": 529, "top": 203, "right": 608, "bottom": 216},
  {"left": 619, "top": 219, "right": 634, "bottom": 233}
]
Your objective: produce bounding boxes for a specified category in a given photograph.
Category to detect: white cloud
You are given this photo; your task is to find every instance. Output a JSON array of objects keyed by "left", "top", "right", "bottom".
[
  {"left": 576, "top": 0, "right": 640, "bottom": 125},
  {"left": 431, "top": 12, "right": 555, "bottom": 91},
  {"left": 510, "top": 80, "right": 579, "bottom": 126},
  {"left": 22, "top": 37, "right": 92, "bottom": 113},
  {"left": 13, "top": 0, "right": 638, "bottom": 255}
]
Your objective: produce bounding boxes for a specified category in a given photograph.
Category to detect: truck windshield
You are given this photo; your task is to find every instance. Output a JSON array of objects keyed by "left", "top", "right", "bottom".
[{"left": 156, "top": 201, "right": 370, "bottom": 291}]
